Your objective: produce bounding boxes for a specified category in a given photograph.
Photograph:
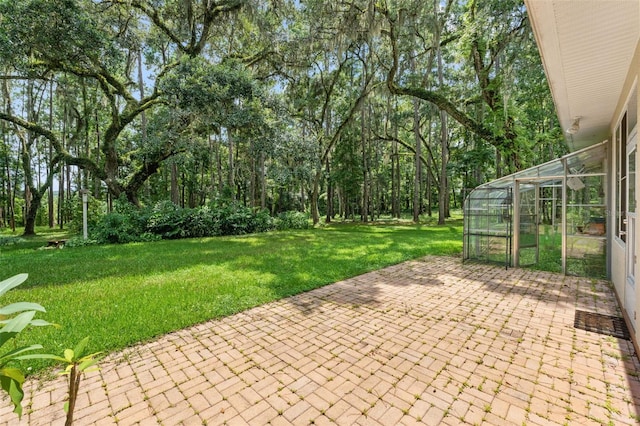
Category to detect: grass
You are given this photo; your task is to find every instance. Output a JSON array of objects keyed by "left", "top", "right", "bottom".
[{"left": 1, "top": 220, "right": 462, "bottom": 374}]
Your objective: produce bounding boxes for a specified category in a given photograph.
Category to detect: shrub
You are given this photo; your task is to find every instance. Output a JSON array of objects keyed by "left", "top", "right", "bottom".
[
  {"left": 65, "top": 237, "right": 99, "bottom": 248},
  {"left": 252, "top": 209, "right": 275, "bottom": 234},
  {"left": 83, "top": 198, "right": 279, "bottom": 244},
  {"left": 90, "top": 197, "right": 150, "bottom": 244},
  {"left": 146, "top": 201, "right": 188, "bottom": 239},
  {"left": 215, "top": 202, "right": 254, "bottom": 235},
  {"left": 92, "top": 213, "right": 138, "bottom": 244},
  {"left": 183, "top": 206, "right": 219, "bottom": 238},
  {"left": 212, "top": 202, "right": 274, "bottom": 236},
  {"left": 276, "top": 211, "right": 310, "bottom": 230},
  {"left": 0, "top": 236, "right": 25, "bottom": 246},
  {"left": 67, "top": 193, "right": 104, "bottom": 234}
]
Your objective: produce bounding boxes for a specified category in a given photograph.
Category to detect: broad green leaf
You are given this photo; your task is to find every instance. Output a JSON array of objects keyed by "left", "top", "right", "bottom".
[
  {"left": 0, "top": 331, "right": 18, "bottom": 349},
  {"left": 0, "top": 367, "right": 25, "bottom": 384},
  {"left": 0, "top": 311, "right": 36, "bottom": 334},
  {"left": 64, "top": 349, "right": 74, "bottom": 363},
  {"left": 0, "top": 274, "right": 27, "bottom": 298},
  {"left": 28, "top": 319, "right": 58, "bottom": 328},
  {"left": 78, "top": 357, "right": 101, "bottom": 372},
  {"left": 0, "top": 368, "right": 25, "bottom": 418},
  {"left": 73, "top": 336, "right": 90, "bottom": 358},
  {"left": 0, "top": 302, "right": 45, "bottom": 316},
  {"left": 0, "top": 344, "right": 43, "bottom": 365},
  {"left": 79, "top": 352, "right": 103, "bottom": 362},
  {"left": 17, "top": 353, "right": 66, "bottom": 362}
]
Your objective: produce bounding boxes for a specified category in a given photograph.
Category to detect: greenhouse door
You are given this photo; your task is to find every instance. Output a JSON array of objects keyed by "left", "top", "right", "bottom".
[{"left": 515, "top": 182, "right": 539, "bottom": 266}]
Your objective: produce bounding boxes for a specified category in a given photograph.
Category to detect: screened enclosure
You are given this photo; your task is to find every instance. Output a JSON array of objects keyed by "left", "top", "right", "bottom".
[{"left": 463, "top": 141, "right": 608, "bottom": 278}]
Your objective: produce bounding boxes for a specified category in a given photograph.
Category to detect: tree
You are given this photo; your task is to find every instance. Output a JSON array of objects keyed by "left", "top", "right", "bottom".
[
  {"left": 0, "top": 0, "right": 565, "bottom": 230},
  {"left": 0, "top": 0, "right": 245, "bottom": 212}
]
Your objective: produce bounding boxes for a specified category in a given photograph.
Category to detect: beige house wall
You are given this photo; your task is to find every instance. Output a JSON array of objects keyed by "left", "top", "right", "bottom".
[{"left": 609, "top": 38, "right": 640, "bottom": 345}]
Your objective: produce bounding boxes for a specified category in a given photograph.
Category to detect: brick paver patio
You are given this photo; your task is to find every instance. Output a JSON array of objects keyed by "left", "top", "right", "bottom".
[{"left": 2, "top": 256, "right": 640, "bottom": 425}]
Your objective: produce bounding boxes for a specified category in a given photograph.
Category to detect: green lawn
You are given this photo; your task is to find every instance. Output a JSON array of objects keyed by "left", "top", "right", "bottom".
[{"left": 1, "top": 221, "right": 462, "bottom": 375}]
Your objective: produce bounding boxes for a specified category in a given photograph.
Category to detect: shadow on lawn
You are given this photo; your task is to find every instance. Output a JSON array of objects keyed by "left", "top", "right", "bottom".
[
  {"left": 5, "top": 226, "right": 462, "bottom": 293},
  {"left": 5, "top": 223, "right": 583, "bottom": 319},
  {"left": 10, "top": 233, "right": 615, "bottom": 327}
]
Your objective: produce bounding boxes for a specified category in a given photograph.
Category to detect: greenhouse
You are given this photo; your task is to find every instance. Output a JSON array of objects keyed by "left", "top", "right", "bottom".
[{"left": 463, "top": 141, "right": 608, "bottom": 278}]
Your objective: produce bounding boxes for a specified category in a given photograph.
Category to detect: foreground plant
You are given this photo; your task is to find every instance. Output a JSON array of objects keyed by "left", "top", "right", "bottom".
[
  {"left": 0, "top": 273, "right": 55, "bottom": 417},
  {"left": 1, "top": 274, "right": 102, "bottom": 424},
  {"left": 41, "top": 337, "right": 102, "bottom": 426}
]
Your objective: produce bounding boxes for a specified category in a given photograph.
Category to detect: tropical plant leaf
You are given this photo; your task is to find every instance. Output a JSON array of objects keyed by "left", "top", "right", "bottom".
[
  {"left": 0, "top": 366, "right": 24, "bottom": 384},
  {"left": 0, "top": 344, "right": 43, "bottom": 366},
  {"left": 17, "top": 353, "right": 66, "bottom": 362},
  {"left": 0, "top": 311, "right": 36, "bottom": 334},
  {"left": 0, "top": 274, "right": 28, "bottom": 298},
  {"left": 73, "top": 337, "right": 89, "bottom": 358},
  {"left": 0, "top": 273, "right": 54, "bottom": 420},
  {"left": 78, "top": 357, "right": 101, "bottom": 372},
  {"left": 27, "top": 319, "right": 58, "bottom": 327},
  {"left": 0, "top": 368, "right": 25, "bottom": 418},
  {"left": 0, "top": 330, "right": 18, "bottom": 348},
  {"left": 0, "top": 302, "right": 45, "bottom": 316}
]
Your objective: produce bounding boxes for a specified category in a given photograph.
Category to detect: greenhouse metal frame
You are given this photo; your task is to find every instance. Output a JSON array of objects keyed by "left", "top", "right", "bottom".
[{"left": 463, "top": 141, "right": 608, "bottom": 278}]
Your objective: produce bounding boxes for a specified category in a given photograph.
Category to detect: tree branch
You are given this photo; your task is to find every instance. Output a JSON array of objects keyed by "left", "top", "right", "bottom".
[
  {"left": 375, "top": 132, "right": 440, "bottom": 187},
  {"left": 112, "top": 0, "right": 246, "bottom": 57},
  {"left": 0, "top": 111, "right": 105, "bottom": 179},
  {"left": 383, "top": 7, "right": 504, "bottom": 148}
]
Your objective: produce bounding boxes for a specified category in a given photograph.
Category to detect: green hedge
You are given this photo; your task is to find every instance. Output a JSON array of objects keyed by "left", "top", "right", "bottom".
[{"left": 84, "top": 200, "right": 309, "bottom": 244}]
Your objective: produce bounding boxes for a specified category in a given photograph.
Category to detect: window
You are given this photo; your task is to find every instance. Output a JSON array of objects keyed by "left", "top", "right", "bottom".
[
  {"left": 630, "top": 145, "right": 636, "bottom": 215},
  {"left": 618, "top": 113, "right": 628, "bottom": 242}
]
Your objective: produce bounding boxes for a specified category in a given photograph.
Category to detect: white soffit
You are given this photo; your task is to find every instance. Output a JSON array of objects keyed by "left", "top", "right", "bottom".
[{"left": 525, "top": 0, "right": 639, "bottom": 150}]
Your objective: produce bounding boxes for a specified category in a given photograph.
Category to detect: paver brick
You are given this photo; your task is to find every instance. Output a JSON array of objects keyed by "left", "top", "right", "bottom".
[
  {"left": 282, "top": 400, "right": 311, "bottom": 422},
  {"left": 2, "top": 257, "right": 640, "bottom": 426}
]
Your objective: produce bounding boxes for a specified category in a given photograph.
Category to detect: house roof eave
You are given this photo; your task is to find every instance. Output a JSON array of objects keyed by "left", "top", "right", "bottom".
[{"left": 524, "top": 0, "right": 639, "bottom": 151}]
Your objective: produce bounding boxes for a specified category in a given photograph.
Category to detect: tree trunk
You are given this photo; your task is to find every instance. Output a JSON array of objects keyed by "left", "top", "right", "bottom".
[
  {"left": 23, "top": 193, "right": 39, "bottom": 236},
  {"left": 361, "top": 99, "right": 369, "bottom": 223},
  {"left": 170, "top": 161, "right": 179, "bottom": 204},
  {"left": 216, "top": 134, "right": 223, "bottom": 194},
  {"left": 94, "top": 110, "right": 101, "bottom": 198},
  {"left": 391, "top": 142, "right": 399, "bottom": 218},
  {"left": 22, "top": 79, "right": 37, "bottom": 236},
  {"left": 5, "top": 153, "right": 15, "bottom": 232},
  {"left": 260, "top": 151, "right": 266, "bottom": 209},
  {"left": 427, "top": 116, "right": 433, "bottom": 217},
  {"left": 48, "top": 152, "right": 54, "bottom": 228},
  {"left": 438, "top": 109, "right": 449, "bottom": 225},
  {"left": 392, "top": 96, "right": 401, "bottom": 218},
  {"left": 311, "top": 170, "right": 321, "bottom": 225},
  {"left": 407, "top": 45, "right": 424, "bottom": 223},
  {"left": 250, "top": 142, "right": 256, "bottom": 208},
  {"left": 137, "top": 48, "right": 149, "bottom": 200},
  {"left": 325, "top": 158, "right": 333, "bottom": 223},
  {"left": 227, "top": 129, "right": 235, "bottom": 200},
  {"left": 2, "top": 118, "right": 16, "bottom": 232},
  {"left": 435, "top": 0, "right": 449, "bottom": 225},
  {"left": 48, "top": 80, "right": 54, "bottom": 228},
  {"left": 412, "top": 98, "right": 422, "bottom": 223},
  {"left": 58, "top": 162, "right": 65, "bottom": 229}
]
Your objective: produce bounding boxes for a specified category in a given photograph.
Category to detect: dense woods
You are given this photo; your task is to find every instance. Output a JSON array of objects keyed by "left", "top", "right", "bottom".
[{"left": 0, "top": 0, "right": 565, "bottom": 235}]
